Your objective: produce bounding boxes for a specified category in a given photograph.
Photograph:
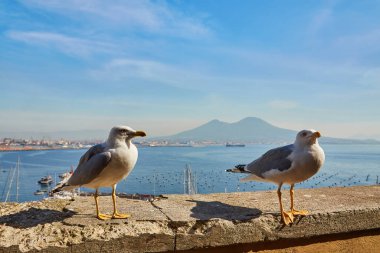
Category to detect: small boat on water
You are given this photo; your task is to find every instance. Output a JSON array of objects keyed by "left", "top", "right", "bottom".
[
  {"left": 34, "top": 189, "right": 47, "bottom": 195},
  {"left": 59, "top": 172, "right": 71, "bottom": 179},
  {"left": 59, "top": 166, "right": 74, "bottom": 179},
  {"left": 226, "top": 142, "right": 245, "bottom": 147},
  {"left": 38, "top": 175, "right": 53, "bottom": 185}
]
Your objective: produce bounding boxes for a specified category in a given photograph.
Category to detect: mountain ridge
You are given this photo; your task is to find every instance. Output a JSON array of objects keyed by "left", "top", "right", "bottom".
[
  {"left": 162, "top": 117, "right": 296, "bottom": 142},
  {"left": 160, "top": 117, "right": 380, "bottom": 144},
  {"left": 1, "top": 117, "right": 379, "bottom": 144}
]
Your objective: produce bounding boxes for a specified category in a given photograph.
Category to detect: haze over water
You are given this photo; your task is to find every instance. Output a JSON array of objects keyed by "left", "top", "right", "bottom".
[{"left": 1, "top": 144, "right": 379, "bottom": 202}]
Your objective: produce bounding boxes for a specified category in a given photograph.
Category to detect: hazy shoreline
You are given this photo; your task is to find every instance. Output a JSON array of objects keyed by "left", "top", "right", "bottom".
[
  {"left": 2, "top": 142, "right": 380, "bottom": 153},
  {"left": 0, "top": 147, "right": 88, "bottom": 152}
]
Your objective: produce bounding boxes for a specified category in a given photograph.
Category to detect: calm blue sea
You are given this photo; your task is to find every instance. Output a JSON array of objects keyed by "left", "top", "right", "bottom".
[{"left": 0, "top": 144, "right": 379, "bottom": 202}]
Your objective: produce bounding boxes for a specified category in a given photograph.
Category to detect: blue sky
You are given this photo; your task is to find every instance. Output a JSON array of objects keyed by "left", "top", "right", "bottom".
[{"left": 1, "top": 0, "right": 380, "bottom": 139}]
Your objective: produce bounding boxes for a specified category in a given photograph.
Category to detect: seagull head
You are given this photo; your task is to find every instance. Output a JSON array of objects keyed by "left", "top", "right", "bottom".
[
  {"left": 109, "top": 126, "right": 146, "bottom": 142},
  {"left": 295, "top": 129, "right": 321, "bottom": 146}
]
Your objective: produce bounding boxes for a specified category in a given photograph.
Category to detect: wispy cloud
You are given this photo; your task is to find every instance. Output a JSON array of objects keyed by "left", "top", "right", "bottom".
[
  {"left": 88, "top": 58, "right": 243, "bottom": 93},
  {"left": 89, "top": 57, "right": 265, "bottom": 94},
  {"left": 6, "top": 31, "right": 115, "bottom": 57},
  {"left": 89, "top": 58, "right": 197, "bottom": 87},
  {"left": 307, "top": 0, "right": 338, "bottom": 37},
  {"left": 333, "top": 29, "right": 380, "bottom": 53},
  {"left": 89, "top": 48, "right": 380, "bottom": 100},
  {"left": 216, "top": 45, "right": 369, "bottom": 88},
  {"left": 21, "top": 0, "right": 211, "bottom": 39},
  {"left": 308, "top": 8, "right": 333, "bottom": 36}
]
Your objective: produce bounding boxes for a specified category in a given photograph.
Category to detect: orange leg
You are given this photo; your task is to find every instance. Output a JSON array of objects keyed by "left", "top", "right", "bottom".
[
  {"left": 111, "top": 184, "right": 130, "bottom": 219},
  {"left": 290, "top": 184, "right": 309, "bottom": 216},
  {"left": 94, "top": 189, "right": 112, "bottom": 220},
  {"left": 277, "top": 183, "right": 293, "bottom": 225}
]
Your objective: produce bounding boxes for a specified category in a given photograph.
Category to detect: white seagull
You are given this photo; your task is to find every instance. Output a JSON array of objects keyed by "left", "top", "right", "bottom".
[
  {"left": 227, "top": 129, "right": 325, "bottom": 225},
  {"left": 53, "top": 126, "right": 146, "bottom": 220}
]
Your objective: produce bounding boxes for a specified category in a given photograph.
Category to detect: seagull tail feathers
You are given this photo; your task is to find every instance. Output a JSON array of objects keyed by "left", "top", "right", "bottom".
[
  {"left": 226, "top": 164, "right": 249, "bottom": 173},
  {"left": 50, "top": 183, "right": 77, "bottom": 194}
]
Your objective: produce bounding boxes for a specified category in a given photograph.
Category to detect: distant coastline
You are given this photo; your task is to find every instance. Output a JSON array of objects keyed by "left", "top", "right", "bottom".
[
  {"left": 0, "top": 137, "right": 98, "bottom": 152},
  {"left": 2, "top": 141, "right": 380, "bottom": 153},
  {"left": 0, "top": 146, "right": 89, "bottom": 152}
]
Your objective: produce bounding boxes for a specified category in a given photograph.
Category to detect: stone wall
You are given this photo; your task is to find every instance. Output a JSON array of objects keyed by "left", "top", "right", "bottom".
[{"left": 0, "top": 186, "right": 379, "bottom": 252}]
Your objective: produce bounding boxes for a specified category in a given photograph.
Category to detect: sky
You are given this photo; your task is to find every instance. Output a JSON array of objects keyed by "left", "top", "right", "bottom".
[{"left": 1, "top": 0, "right": 380, "bottom": 139}]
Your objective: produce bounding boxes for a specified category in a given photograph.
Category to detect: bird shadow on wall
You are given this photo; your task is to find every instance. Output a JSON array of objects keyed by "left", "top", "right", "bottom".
[
  {"left": 0, "top": 207, "right": 76, "bottom": 228},
  {"left": 187, "top": 200, "right": 262, "bottom": 221}
]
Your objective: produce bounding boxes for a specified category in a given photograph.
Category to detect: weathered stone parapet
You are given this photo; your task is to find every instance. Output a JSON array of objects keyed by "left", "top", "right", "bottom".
[{"left": 1, "top": 186, "right": 380, "bottom": 252}]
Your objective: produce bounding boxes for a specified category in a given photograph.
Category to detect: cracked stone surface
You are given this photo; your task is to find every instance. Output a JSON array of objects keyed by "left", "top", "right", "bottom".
[{"left": 1, "top": 186, "right": 380, "bottom": 252}]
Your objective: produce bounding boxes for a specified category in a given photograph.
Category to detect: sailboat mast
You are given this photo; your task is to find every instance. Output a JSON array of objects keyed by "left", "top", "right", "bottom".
[
  {"left": 5, "top": 166, "right": 16, "bottom": 202},
  {"left": 16, "top": 156, "right": 20, "bottom": 202}
]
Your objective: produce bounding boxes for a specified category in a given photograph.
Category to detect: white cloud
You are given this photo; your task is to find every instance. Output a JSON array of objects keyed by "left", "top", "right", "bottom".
[
  {"left": 88, "top": 57, "right": 244, "bottom": 93},
  {"left": 21, "top": 0, "right": 211, "bottom": 39},
  {"left": 89, "top": 58, "right": 196, "bottom": 87},
  {"left": 7, "top": 31, "right": 114, "bottom": 57}
]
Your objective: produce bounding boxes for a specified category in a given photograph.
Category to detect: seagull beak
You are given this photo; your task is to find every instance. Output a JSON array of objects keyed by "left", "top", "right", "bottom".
[
  {"left": 313, "top": 131, "right": 321, "bottom": 138},
  {"left": 133, "top": 131, "right": 146, "bottom": 137}
]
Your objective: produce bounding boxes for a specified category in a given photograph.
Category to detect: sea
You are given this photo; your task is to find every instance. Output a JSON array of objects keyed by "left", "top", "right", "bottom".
[{"left": 0, "top": 144, "right": 379, "bottom": 202}]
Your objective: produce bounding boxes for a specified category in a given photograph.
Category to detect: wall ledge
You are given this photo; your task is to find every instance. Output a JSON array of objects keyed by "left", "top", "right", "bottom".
[{"left": 1, "top": 186, "right": 380, "bottom": 252}]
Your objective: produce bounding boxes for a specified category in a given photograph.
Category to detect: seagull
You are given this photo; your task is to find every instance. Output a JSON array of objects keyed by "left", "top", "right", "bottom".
[
  {"left": 53, "top": 126, "right": 146, "bottom": 220},
  {"left": 226, "top": 129, "right": 325, "bottom": 225}
]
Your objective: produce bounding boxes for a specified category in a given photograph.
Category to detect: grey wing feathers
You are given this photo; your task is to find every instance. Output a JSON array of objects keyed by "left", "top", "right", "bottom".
[
  {"left": 77, "top": 144, "right": 106, "bottom": 168},
  {"left": 68, "top": 144, "right": 111, "bottom": 186},
  {"left": 246, "top": 144, "right": 294, "bottom": 178}
]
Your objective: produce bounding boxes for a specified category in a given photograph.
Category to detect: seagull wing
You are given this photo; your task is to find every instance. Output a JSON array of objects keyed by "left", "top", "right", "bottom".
[
  {"left": 77, "top": 144, "right": 107, "bottom": 167},
  {"left": 68, "top": 144, "right": 112, "bottom": 186},
  {"left": 245, "top": 144, "right": 294, "bottom": 179}
]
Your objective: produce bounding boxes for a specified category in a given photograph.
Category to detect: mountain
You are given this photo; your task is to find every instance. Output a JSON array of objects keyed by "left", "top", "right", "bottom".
[
  {"left": 165, "top": 117, "right": 296, "bottom": 142},
  {"left": 161, "top": 117, "right": 380, "bottom": 144}
]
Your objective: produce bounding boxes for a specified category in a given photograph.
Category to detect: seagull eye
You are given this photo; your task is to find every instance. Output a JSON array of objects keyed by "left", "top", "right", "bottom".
[{"left": 301, "top": 132, "right": 307, "bottom": 137}]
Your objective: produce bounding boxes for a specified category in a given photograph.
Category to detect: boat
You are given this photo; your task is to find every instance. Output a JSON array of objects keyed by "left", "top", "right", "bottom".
[
  {"left": 59, "top": 172, "right": 71, "bottom": 179},
  {"left": 34, "top": 189, "right": 46, "bottom": 195},
  {"left": 226, "top": 143, "right": 245, "bottom": 147},
  {"left": 59, "top": 166, "right": 74, "bottom": 179},
  {"left": 38, "top": 175, "right": 53, "bottom": 185}
]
